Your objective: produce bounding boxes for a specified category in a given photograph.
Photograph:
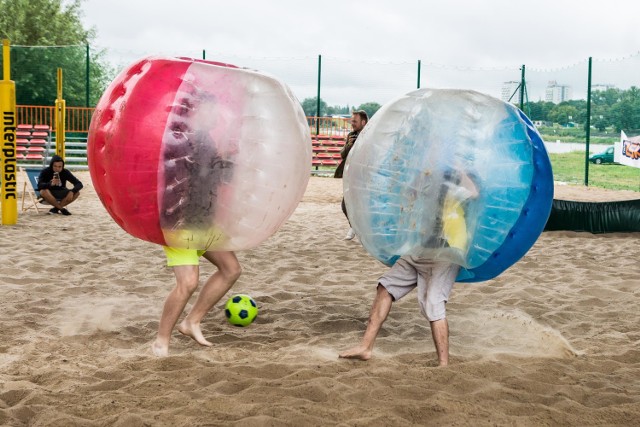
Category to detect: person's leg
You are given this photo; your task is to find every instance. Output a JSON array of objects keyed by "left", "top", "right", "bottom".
[
  {"left": 152, "top": 264, "right": 200, "bottom": 357},
  {"left": 416, "top": 262, "right": 458, "bottom": 367},
  {"left": 341, "top": 198, "right": 348, "bottom": 220},
  {"left": 430, "top": 318, "right": 449, "bottom": 366},
  {"left": 178, "top": 251, "right": 241, "bottom": 346},
  {"left": 341, "top": 258, "right": 416, "bottom": 360},
  {"left": 339, "top": 284, "right": 393, "bottom": 360},
  {"left": 59, "top": 191, "right": 79, "bottom": 208},
  {"left": 40, "top": 189, "right": 64, "bottom": 210},
  {"left": 342, "top": 198, "right": 355, "bottom": 240},
  {"left": 340, "top": 258, "right": 417, "bottom": 360},
  {"left": 58, "top": 190, "right": 79, "bottom": 215}
]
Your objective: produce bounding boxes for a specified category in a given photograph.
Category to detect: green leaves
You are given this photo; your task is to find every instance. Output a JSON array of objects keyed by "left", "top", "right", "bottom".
[{"left": 0, "top": 0, "right": 112, "bottom": 107}]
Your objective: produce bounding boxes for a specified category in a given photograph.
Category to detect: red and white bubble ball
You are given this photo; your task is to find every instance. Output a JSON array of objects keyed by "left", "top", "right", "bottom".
[{"left": 88, "top": 57, "right": 311, "bottom": 250}]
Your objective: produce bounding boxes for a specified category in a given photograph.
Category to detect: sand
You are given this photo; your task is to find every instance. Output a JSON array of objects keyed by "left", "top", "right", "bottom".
[{"left": 1, "top": 173, "right": 639, "bottom": 426}]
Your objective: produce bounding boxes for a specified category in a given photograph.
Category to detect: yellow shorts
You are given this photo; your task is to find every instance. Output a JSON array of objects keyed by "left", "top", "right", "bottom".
[{"left": 163, "top": 246, "right": 206, "bottom": 267}]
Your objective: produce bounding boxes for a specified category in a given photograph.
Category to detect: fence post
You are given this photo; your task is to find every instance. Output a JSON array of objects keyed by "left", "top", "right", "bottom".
[
  {"left": 55, "top": 68, "right": 66, "bottom": 159},
  {"left": 584, "top": 57, "right": 592, "bottom": 187},
  {"left": 417, "top": 59, "right": 421, "bottom": 89},
  {"left": 1, "top": 39, "right": 18, "bottom": 225},
  {"left": 519, "top": 65, "right": 525, "bottom": 111},
  {"left": 85, "top": 44, "right": 90, "bottom": 107},
  {"left": 316, "top": 54, "right": 321, "bottom": 136}
]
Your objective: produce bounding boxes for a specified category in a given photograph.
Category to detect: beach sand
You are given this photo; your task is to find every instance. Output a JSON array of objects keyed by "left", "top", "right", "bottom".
[{"left": 1, "top": 173, "right": 639, "bottom": 426}]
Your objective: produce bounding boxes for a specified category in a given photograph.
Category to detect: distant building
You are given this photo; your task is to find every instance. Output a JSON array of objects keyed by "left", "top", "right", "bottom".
[
  {"left": 545, "top": 81, "right": 572, "bottom": 104},
  {"left": 501, "top": 81, "right": 521, "bottom": 104},
  {"left": 592, "top": 83, "right": 617, "bottom": 92}
]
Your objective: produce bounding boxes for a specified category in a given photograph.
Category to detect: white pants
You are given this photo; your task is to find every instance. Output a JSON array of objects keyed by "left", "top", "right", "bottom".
[{"left": 378, "top": 256, "right": 458, "bottom": 321}]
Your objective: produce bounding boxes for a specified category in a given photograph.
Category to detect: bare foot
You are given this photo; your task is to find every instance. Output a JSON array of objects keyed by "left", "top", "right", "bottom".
[
  {"left": 177, "top": 320, "right": 213, "bottom": 347},
  {"left": 339, "top": 346, "right": 372, "bottom": 360},
  {"left": 152, "top": 340, "right": 169, "bottom": 357}
]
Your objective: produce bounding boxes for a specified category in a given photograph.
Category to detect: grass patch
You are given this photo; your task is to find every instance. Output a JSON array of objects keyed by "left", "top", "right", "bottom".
[
  {"left": 549, "top": 152, "right": 640, "bottom": 191},
  {"left": 540, "top": 133, "right": 618, "bottom": 144},
  {"left": 310, "top": 166, "right": 337, "bottom": 176},
  {"left": 538, "top": 126, "right": 620, "bottom": 144}
]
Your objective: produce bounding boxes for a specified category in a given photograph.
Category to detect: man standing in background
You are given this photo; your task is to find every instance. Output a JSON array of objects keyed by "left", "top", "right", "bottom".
[{"left": 334, "top": 110, "right": 368, "bottom": 240}]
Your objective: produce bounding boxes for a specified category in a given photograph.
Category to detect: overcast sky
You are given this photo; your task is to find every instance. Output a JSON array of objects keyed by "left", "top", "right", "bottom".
[{"left": 81, "top": 0, "right": 640, "bottom": 107}]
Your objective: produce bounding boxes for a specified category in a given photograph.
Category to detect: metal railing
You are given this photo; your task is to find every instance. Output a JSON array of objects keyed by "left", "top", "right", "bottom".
[
  {"left": 15, "top": 105, "right": 350, "bottom": 172},
  {"left": 17, "top": 105, "right": 350, "bottom": 136},
  {"left": 17, "top": 105, "right": 94, "bottom": 133}
]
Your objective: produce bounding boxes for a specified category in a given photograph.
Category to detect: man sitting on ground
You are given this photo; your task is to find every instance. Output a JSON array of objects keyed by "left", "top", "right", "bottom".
[{"left": 37, "top": 155, "right": 83, "bottom": 215}]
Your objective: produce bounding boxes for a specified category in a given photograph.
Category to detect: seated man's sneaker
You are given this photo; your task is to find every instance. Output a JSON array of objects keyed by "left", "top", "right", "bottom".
[
  {"left": 60, "top": 208, "right": 72, "bottom": 216},
  {"left": 48, "top": 207, "right": 59, "bottom": 215}
]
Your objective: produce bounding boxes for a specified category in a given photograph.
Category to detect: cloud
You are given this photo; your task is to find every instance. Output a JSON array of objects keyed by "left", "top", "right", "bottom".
[{"left": 83, "top": 0, "right": 640, "bottom": 105}]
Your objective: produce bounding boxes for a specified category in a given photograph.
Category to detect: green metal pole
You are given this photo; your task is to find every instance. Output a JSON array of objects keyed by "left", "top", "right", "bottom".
[
  {"left": 584, "top": 57, "right": 592, "bottom": 187},
  {"left": 316, "top": 54, "right": 321, "bottom": 136},
  {"left": 85, "top": 44, "right": 90, "bottom": 107},
  {"left": 202, "top": 49, "right": 206, "bottom": 60},
  {"left": 519, "top": 65, "right": 525, "bottom": 111},
  {"left": 417, "top": 59, "right": 421, "bottom": 89}
]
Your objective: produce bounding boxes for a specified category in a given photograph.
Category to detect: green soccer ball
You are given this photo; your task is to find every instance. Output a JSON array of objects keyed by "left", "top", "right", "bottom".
[{"left": 224, "top": 294, "right": 258, "bottom": 327}]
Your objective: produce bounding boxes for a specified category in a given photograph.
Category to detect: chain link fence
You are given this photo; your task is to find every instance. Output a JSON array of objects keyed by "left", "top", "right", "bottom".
[{"left": 3, "top": 44, "right": 639, "bottom": 188}]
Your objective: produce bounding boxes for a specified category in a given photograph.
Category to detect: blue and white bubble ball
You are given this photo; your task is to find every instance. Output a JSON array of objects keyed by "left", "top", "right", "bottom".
[{"left": 344, "top": 89, "right": 553, "bottom": 282}]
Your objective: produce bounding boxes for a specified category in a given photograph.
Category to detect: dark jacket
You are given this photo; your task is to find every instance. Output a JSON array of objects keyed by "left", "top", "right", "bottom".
[
  {"left": 333, "top": 130, "right": 360, "bottom": 179},
  {"left": 37, "top": 155, "right": 84, "bottom": 193}
]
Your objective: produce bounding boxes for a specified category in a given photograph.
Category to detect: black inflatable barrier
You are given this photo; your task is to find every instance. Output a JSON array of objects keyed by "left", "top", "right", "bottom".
[{"left": 544, "top": 198, "right": 640, "bottom": 233}]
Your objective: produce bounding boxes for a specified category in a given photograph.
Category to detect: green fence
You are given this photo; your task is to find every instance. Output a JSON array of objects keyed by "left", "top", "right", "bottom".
[
  {"left": 0, "top": 44, "right": 91, "bottom": 106},
  {"left": 3, "top": 44, "right": 639, "bottom": 189}
]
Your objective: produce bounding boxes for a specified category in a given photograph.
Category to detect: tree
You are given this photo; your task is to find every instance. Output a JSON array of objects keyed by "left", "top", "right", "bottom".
[
  {"left": 326, "top": 104, "right": 349, "bottom": 116},
  {"left": 524, "top": 87, "right": 640, "bottom": 132},
  {"left": 356, "top": 102, "right": 381, "bottom": 118},
  {"left": 0, "top": 0, "right": 112, "bottom": 106},
  {"left": 562, "top": 100, "right": 587, "bottom": 124},
  {"left": 592, "top": 88, "right": 621, "bottom": 107},
  {"left": 300, "top": 97, "right": 327, "bottom": 117},
  {"left": 592, "top": 116, "right": 608, "bottom": 132},
  {"left": 610, "top": 87, "right": 640, "bottom": 132},
  {"left": 526, "top": 101, "right": 555, "bottom": 122},
  {"left": 547, "top": 104, "right": 579, "bottom": 126}
]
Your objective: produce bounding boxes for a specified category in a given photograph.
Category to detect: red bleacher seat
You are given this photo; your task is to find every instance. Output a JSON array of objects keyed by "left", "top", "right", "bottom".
[
  {"left": 16, "top": 131, "right": 31, "bottom": 138},
  {"left": 29, "top": 139, "right": 47, "bottom": 146},
  {"left": 17, "top": 146, "right": 28, "bottom": 154},
  {"left": 17, "top": 124, "right": 33, "bottom": 130},
  {"left": 27, "top": 146, "right": 45, "bottom": 153},
  {"left": 310, "top": 136, "right": 342, "bottom": 172},
  {"left": 31, "top": 131, "right": 49, "bottom": 138},
  {"left": 16, "top": 138, "right": 30, "bottom": 146},
  {"left": 25, "top": 153, "right": 43, "bottom": 160},
  {"left": 33, "top": 125, "right": 50, "bottom": 131}
]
